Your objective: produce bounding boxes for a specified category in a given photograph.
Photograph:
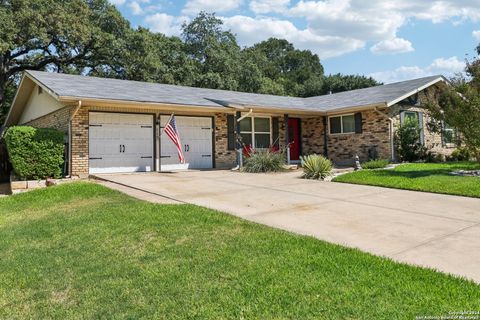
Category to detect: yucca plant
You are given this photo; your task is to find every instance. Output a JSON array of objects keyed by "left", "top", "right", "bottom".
[
  {"left": 242, "top": 149, "right": 285, "bottom": 173},
  {"left": 301, "top": 154, "right": 333, "bottom": 180}
]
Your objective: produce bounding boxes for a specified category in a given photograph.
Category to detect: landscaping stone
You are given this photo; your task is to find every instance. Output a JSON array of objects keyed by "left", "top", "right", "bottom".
[
  {"left": 449, "top": 170, "right": 480, "bottom": 177},
  {"left": 10, "top": 176, "right": 80, "bottom": 194}
]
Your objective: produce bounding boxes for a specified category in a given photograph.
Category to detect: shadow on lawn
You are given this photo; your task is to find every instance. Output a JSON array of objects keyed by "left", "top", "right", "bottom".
[{"left": 374, "top": 163, "right": 480, "bottom": 179}]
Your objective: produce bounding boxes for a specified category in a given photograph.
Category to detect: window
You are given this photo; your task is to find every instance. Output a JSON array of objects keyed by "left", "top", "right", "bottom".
[
  {"left": 400, "top": 110, "right": 425, "bottom": 145},
  {"left": 329, "top": 114, "right": 355, "bottom": 134},
  {"left": 239, "top": 116, "right": 271, "bottom": 148},
  {"left": 443, "top": 123, "right": 455, "bottom": 146},
  {"left": 402, "top": 111, "right": 418, "bottom": 124}
]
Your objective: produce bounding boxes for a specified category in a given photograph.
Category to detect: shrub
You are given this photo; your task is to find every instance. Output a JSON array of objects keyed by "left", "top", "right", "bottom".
[
  {"left": 4, "top": 126, "right": 65, "bottom": 180},
  {"left": 395, "top": 117, "right": 427, "bottom": 162},
  {"left": 425, "top": 151, "right": 446, "bottom": 163},
  {"left": 362, "top": 159, "right": 390, "bottom": 169},
  {"left": 242, "top": 149, "right": 285, "bottom": 173},
  {"left": 301, "top": 154, "right": 332, "bottom": 180},
  {"left": 448, "top": 147, "right": 473, "bottom": 161}
]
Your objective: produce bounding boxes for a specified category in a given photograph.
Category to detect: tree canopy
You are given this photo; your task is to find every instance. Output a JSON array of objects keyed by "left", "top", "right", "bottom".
[
  {"left": 425, "top": 51, "right": 480, "bottom": 162},
  {"left": 0, "top": 0, "right": 131, "bottom": 119},
  {"left": 0, "top": 4, "right": 381, "bottom": 122}
]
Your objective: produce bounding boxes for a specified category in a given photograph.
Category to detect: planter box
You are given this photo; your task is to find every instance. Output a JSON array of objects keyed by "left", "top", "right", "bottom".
[{"left": 9, "top": 174, "right": 79, "bottom": 195}]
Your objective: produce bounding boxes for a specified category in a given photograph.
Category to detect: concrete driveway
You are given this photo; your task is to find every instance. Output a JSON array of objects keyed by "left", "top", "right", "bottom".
[{"left": 94, "top": 170, "right": 480, "bottom": 283}]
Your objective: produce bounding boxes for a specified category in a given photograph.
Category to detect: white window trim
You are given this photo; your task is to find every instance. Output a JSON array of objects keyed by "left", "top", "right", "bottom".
[
  {"left": 401, "top": 111, "right": 418, "bottom": 125},
  {"left": 240, "top": 116, "right": 272, "bottom": 148},
  {"left": 328, "top": 113, "right": 355, "bottom": 135},
  {"left": 443, "top": 124, "right": 456, "bottom": 148},
  {"left": 400, "top": 110, "right": 425, "bottom": 146}
]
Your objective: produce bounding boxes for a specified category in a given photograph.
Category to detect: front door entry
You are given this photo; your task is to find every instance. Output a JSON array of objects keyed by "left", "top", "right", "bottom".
[{"left": 287, "top": 118, "right": 301, "bottom": 161}]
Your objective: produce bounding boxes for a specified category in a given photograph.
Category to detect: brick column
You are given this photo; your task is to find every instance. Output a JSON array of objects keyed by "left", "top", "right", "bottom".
[{"left": 70, "top": 108, "right": 89, "bottom": 178}]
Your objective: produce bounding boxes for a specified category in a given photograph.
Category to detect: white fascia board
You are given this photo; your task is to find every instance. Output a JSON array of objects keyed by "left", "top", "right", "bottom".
[{"left": 386, "top": 77, "right": 446, "bottom": 107}]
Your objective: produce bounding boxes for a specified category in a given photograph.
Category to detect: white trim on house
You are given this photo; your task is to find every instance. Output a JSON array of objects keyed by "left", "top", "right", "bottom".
[
  {"left": 386, "top": 77, "right": 446, "bottom": 107},
  {"left": 239, "top": 115, "right": 272, "bottom": 149}
]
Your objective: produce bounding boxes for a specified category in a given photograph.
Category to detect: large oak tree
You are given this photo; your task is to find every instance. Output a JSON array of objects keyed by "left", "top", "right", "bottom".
[{"left": 0, "top": 0, "right": 130, "bottom": 119}]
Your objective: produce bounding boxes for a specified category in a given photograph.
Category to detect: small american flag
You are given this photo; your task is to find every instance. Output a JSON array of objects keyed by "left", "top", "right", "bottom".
[{"left": 163, "top": 115, "right": 185, "bottom": 163}]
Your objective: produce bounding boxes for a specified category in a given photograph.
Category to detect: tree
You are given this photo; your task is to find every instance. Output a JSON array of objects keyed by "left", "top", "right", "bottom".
[
  {"left": 181, "top": 11, "right": 241, "bottom": 90},
  {"left": 0, "top": 0, "right": 130, "bottom": 118},
  {"left": 425, "top": 57, "right": 480, "bottom": 162},
  {"left": 247, "top": 38, "right": 324, "bottom": 96},
  {"left": 320, "top": 74, "right": 381, "bottom": 95},
  {"left": 116, "top": 27, "right": 197, "bottom": 86}
]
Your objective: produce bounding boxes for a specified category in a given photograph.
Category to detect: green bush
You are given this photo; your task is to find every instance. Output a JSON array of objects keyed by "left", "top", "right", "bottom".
[
  {"left": 301, "top": 154, "right": 332, "bottom": 180},
  {"left": 361, "top": 159, "right": 390, "bottom": 169},
  {"left": 448, "top": 147, "right": 472, "bottom": 161},
  {"left": 395, "top": 117, "right": 426, "bottom": 162},
  {"left": 242, "top": 149, "right": 285, "bottom": 173},
  {"left": 4, "top": 126, "right": 65, "bottom": 180}
]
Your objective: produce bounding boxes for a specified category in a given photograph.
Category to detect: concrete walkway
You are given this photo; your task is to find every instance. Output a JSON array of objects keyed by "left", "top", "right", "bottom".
[{"left": 94, "top": 170, "right": 480, "bottom": 283}]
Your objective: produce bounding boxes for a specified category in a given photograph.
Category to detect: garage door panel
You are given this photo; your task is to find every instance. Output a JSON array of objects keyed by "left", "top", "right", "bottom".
[
  {"left": 160, "top": 116, "right": 213, "bottom": 170},
  {"left": 89, "top": 112, "right": 154, "bottom": 174}
]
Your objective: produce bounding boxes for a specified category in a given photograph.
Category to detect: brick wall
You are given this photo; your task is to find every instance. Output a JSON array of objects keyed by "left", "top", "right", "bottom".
[
  {"left": 326, "top": 110, "right": 391, "bottom": 165},
  {"left": 70, "top": 108, "right": 89, "bottom": 177},
  {"left": 214, "top": 113, "right": 236, "bottom": 168},
  {"left": 302, "top": 116, "right": 325, "bottom": 155},
  {"left": 24, "top": 106, "right": 73, "bottom": 132}
]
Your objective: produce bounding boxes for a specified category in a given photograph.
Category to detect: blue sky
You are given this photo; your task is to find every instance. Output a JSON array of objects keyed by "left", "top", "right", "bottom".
[{"left": 110, "top": 0, "right": 480, "bottom": 83}]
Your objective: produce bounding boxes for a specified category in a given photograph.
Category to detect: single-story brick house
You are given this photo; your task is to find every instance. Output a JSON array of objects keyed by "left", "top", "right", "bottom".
[{"left": 3, "top": 71, "right": 454, "bottom": 177}]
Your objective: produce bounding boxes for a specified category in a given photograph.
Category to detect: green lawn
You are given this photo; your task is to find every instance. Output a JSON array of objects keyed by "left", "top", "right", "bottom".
[
  {"left": 333, "top": 162, "right": 480, "bottom": 198},
  {"left": 1, "top": 183, "right": 479, "bottom": 319}
]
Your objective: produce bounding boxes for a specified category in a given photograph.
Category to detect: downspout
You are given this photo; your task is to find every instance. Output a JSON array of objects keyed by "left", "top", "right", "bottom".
[
  {"left": 323, "top": 116, "right": 328, "bottom": 158},
  {"left": 235, "top": 111, "right": 242, "bottom": 168},
  {"left": 284, "top": 114, "right": 290, "bottom": 164},
  {"left": 374, "top": 106, "right": 395, "bottom": 161},
  {"left": 237, "top": 108, "right": 253, "bottom": 122},
  {"left": 67, "top": 100, "right": 82, "bottom": 177}
]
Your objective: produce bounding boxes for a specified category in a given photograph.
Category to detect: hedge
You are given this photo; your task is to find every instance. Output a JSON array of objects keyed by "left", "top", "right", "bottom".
[{"left": 4, "top": 126, "right": 65, "bottom": 180}]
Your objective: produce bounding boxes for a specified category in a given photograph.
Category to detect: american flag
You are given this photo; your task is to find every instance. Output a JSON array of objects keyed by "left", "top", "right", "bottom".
[{"left": 163, "top": 115, "right": 185, "bottom": 163}]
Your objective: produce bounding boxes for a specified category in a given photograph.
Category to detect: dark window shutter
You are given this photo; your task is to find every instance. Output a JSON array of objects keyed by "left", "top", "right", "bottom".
[
  {"left": 272, "top": 117, "right": 279, "bottom": 147},
  {"left": 227, "top": 115, "right": 235, "bottom": 150},
  {"left": 354, "top": 112, "right": 363, "bottom": 134}
]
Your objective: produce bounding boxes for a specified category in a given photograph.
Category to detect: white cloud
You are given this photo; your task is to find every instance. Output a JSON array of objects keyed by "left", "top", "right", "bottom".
[
  {"left": 109, "top": 0, "right": 126, "bottom": 5},
  {"left": 473, "top": 30, "right": 480, "bottom": 40},
  {"left": 182, "top": 0, "right": 243, "bottom": 15},
  {"left": 249, "top": 0, "right": 290, "bottom": 14},
  {"left": 369, "top": 56, "right": 465, "bottom": 83},
  {"left": 370, "top": 38, "right": 414, "bottom": 54},
  {"left": 223, "top": 15, "right": 363, "bottom": 58},
  {"left": 128, "top": 1, "right": 144, "bottom": 15},
  {"left": 142, "top": 1, "right": 480, "bottom": 59},
  {"left": 286, "top": 0, "right": 480, "bottom": 57},
  {"left": 144, "top": 13, "right": 187, "bottom": 36}
]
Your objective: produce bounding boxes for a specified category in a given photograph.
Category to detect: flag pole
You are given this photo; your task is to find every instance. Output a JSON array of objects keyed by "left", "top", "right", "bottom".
[{"left": 162, "top": 113, "right": 175, "bottom": 133}]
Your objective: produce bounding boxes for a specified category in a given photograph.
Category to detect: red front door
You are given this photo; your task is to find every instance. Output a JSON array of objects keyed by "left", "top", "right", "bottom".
[{"left": 288, "top": 118, "right": 301, "bottom": 161}]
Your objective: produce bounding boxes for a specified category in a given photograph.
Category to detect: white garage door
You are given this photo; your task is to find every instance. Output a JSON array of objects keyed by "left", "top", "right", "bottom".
[
  {"left": 89, "top": 112, "right": 154, "bottom": 174},
  {"left": 160, "top": 116, "right": 213, "bottom": 171}
]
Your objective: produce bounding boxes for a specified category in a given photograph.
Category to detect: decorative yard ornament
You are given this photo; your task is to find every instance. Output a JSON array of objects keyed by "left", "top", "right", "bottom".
[{"left": 354, "top": 155, "right": 362, "bottom": 171}]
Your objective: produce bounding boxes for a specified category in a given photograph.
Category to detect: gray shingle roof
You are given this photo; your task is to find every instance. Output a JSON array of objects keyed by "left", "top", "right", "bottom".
[
  {"left": 26, "top": 70, "right": 444, "bottom": 113},
  {"left": 304, "top": 75, "right": 444, "bottom": 111}
]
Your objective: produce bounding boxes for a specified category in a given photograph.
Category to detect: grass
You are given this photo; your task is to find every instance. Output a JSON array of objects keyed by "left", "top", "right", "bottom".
[
  {"left": 334, "top": 162, "right": 480, "bottom": 198},
  {"left": 0, "top": 182, "right": 479, "bottom": 319}
]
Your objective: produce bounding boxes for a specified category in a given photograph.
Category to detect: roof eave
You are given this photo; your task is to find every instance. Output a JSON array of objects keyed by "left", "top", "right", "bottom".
[
  {"left": 57, "top": 96, "right": 236, "bottom": 112},
  {"left": 386, "top": 76, "right": 446, "bottom": 107},
  {"left": 323, "top": 103, "right": 388, "bottom": 116}
]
